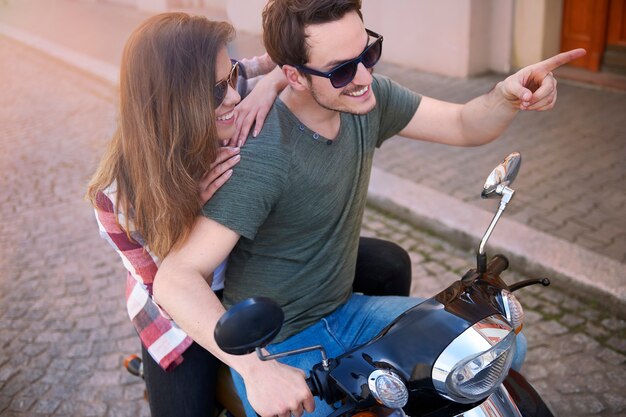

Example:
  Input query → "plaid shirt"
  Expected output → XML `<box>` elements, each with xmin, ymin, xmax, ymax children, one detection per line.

<box><xmin>95</xmin><ymin>183</ymin><xmax>228</xmax><ymax>370</ymax></box>
<box><xmin>93</xmin><ymin>55</ymin><xmax>274</xmax><ymax>371</ymax></box>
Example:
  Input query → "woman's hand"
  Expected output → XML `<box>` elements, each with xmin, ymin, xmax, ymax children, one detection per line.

<box><xmin>229</xmin><ymin>66</ymin><xmax>288</xmax><ymax>147</ymax></box>
<box><xmin>198</xmin><ymin>147</ymin><xmax>240</xmax><ymax>206</ymax></box>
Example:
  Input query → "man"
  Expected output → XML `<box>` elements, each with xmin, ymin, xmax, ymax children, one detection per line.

<box><xmin>153</xmin><ymin>1</ymin><xmax>585</xmax><ymax>416</ymax></box>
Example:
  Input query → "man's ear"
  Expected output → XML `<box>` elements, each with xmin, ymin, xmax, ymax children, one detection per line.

<box><xmin>281</xmin><ymin>64</ymin><xmax>309</xmax><ymax>91</ymax></box>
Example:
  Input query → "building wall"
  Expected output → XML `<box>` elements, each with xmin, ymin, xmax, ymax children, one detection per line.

<box><xmin>367</xmin><ymin>0</ymin><xmax>514</xmax><ymax>77</ymax></box>
<box><xmin>482</xmin><ymin>0</ymin><xmax>515</xmax><ymax>74</ymax></box>
<box><xmin>224</xmin><ymin>0</ymin><xmax>515</xmax><ymax>78</ymax></box>
<box><xmin>100</xmin><ymin>0</ymin><xmax>563</xmax><ymax>77</ymax></box>
<box><xmin>226</xmin><ymin>0</ymin><xmax>264</xmax><ymax>33</ymax></box>
<box><xmin>106</xmin><ymin>0</ymin><xmax>228</xmax><ymax>13</ymax></box>
<box><xmin>363</xmin><ymin>0</ymin><xmax>474</xmax><ymax>77</ymax></box>
<box><xmin>513</xmin><ymin>0</ymin><xmax>564</xmax><ymax>69</ymax></box>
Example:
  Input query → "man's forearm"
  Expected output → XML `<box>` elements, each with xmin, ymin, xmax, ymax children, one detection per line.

<box><xmin>401</xmin><ymin>50</ymin><xmax>584</xmax><ymax>148</ymax></box>
<box><xmin>458</xmin><ymin>82</ymin><xmax>520</xmax><ymax>146</ymax></box>
<box><xmin>153</xmin><ymin>258</ymin><xmax>315</xmax><ymax>417</ymax></box>
<box><xmin>399</xmin><ymin>90</ymin><xmax>520</xmax><ymax>148</ymax></box>
<box><xmin>151</xmin><ymin>215</ymin><xmax>245</xmax><ymax>364</ymax></box>
<box><xmin>152</xmin><ymin>266</ymin><xmax>261</xmax><ymax>370</ymax></box>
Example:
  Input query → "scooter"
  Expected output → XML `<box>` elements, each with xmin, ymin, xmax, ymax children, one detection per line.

<box><xmin>214</xmin><ymin>152</ymin><xmax>555</xmax><ymax>417</ymax></box>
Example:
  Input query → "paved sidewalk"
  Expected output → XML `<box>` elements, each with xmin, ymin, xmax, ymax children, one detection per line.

<box><xmin>0</xmin><ymin>1</ymin><xmax>625</xmax><ymax>416</ymax></box>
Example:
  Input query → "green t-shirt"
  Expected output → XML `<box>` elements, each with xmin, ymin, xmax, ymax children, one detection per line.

<box><xmin>203</xmin><ymin>74</ymin><xmax>421</xmax><ymax>341</ymax></box>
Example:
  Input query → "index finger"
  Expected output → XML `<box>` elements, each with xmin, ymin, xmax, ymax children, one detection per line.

<box><xmin>538</xmin><ymin>48</ymin><xmax>586</xmax><ymax>73</ymax></box>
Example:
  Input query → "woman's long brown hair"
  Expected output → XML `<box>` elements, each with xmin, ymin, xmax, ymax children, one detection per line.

<box><xmin>88</xmin><ymin>13</ymin><xmax>234</xmax><ymax>258</ymax></box>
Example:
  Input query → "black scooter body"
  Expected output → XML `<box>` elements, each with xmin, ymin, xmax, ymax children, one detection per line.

<box><xmin>308</xmin><ymin>262</ymin><xmax>553</xmax><ymax>416</ymax></box>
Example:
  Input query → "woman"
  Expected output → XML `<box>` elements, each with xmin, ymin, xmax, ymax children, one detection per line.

<box><xmin>88</xmin><ymin>12</ymin><xmax>411</xmax><ymax>417</ymax></box>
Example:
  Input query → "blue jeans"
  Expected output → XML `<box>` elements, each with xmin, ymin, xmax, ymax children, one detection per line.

<box><xmin>231</xmin><ymin>294</ymin><xmax>527</xmax><ymax>417</ymax></box>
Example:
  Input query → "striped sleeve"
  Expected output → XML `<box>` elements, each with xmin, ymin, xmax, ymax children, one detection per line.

<box><xmin>93</xmin><ymin>189</ymin><xmax>193</xmax><ymax>371</ymax></box>
<box><xmin>94</xmin><ymin>190</ymin><xmax>158</xmax><ymax>289</ymax></box>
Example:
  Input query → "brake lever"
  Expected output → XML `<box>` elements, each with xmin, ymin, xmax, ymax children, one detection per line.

<box><xmin>509</xmin><ymin>278</ymin><xmax>550</xmax><ymax>292</ymax></box>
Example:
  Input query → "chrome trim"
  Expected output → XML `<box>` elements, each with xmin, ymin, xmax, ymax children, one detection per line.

<box><xmin>500</xmin><ymin>290</ymin><xmax>524</xmax><ymax>329</ymax></box>
<box><xmin>385</xmin><ymin>408</ymin><xmax>407</xmax><ymax>417</ymax></box>
<box><xmin>499</xmin><ymin>292</ymin><xmax>512</xmax><ymax>323</ymax></box>
<box><xmin>478</xmin><ymin>185</ymin><xmax>514</xmax><ymax>256</ymax></box>
<box><xmin>432</xmin><ymin>315</ymin><xmax>513</xmax><ymax>401</ymax></box>
<box><xmin>454</xmin><ymin>384</ymin><xmax>523</xmax><ymax>417</ymax></box>
<box><xmin>367</xmin><ymin>369</ymin><xmax>408</xmax><ymax>408</ymax></box>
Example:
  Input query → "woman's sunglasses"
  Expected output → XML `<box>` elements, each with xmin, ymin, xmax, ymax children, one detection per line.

<box><xmin>296</xmin><ymin>29</ymin><xmax>383</xmax><ymax>89</ymax></box>
<box><xmin>213</xmin><ymin>60</ymin><xmax>239</xmax><ymax>107</ymax></box>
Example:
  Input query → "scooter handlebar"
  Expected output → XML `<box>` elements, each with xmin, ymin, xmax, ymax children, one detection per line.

<box><xmin>255</xmin><ymin>379</ymin><xmax>318</xmax><ymax>417</ymax></box>
<box><xmin>306</xmin><ymin>376</ymin><xmax>318</xmax><ymax>397</ymax></box>
<box><xmin>486</xmin><ymin>254</ymin><xmax>509</xmax><ymax>276</ymax></box>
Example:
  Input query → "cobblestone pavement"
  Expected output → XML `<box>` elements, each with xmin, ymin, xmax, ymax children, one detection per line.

<box><xmin>0</xmin><ymin>37</ymin><xmax>625</xmax><ymax>417</ymax></box>
<box><xmin>0</xmin><ymin>38</ymin><xmax>146</xmax><ymax>417</ymax></box>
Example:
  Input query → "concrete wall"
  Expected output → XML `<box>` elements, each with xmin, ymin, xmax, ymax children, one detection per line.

<box><xmin>364</xmin><ymin>0</ymin><xmax>514</xmax><ymax>77</ymax></box>
<box><xmin>363</xmin><ymin>0</ymin><xmax>471</xmax><ymax>77</ymax></box>
<box><xmin>227</xmin><ymin>0</ymin><xmax>265</xmax><ymax>33</ymax></box>
<box><xmin>225</xmin><ymin>0</ymin><xmax>514</xmax><ymax>78</ymax></box>
<box><xmin>482</xmin><ymin>0</ymin><xmax>515</xmax><ymax>74</ymax></box>
<box><xmin>101</xmin><ymin>0</ymin><xmax>566</xmax><ymax>78</ymax></box>
<box><xmin>101</xmin><ymin>0</ymin><xmax>228</xmax><ymax>13</ymax></box>
<box><xmin>512</xmin><ymin>0</ymin><xmax>564</xmax><ymax>69</ymax></box>
<box><xmin>137</xmin><ymin>0</ymin><xmax>168</xmax><ymax>13</ymax></box>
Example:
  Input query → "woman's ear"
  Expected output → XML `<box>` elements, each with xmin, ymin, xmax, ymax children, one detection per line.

<box><xmin>281</xmin><ymin>65</ymin><xmax>309</xmax><ymax>91</ymax></box>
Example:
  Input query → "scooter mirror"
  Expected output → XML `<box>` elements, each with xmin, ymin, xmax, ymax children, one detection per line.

<box><xmin>481</xmin><ymin>152</ymin><xmax>522</xmax><ymax>199</ymax></box>
<box><xmin>214</xmin><ymin>297</ymin><xmax>284</xmax><ymax>355</ymax></box>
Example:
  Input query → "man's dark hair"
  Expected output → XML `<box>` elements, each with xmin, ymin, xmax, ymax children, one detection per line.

<box><xmin>262</xmin><ymin>0</ymin><xmax>363</xmax><ymax>67</ymax></box>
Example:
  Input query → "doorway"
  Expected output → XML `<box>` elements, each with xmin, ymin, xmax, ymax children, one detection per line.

<box><xmin>561</xmin><ymin>0</ymin><xmax>626</xmax><ymax>73</ymax></box>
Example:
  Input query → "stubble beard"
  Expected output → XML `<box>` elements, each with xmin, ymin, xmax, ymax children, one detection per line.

<box><xmin>310</xmin><ymin>86</ymin><xmax>376</xmax><ymax>115</ymax></box>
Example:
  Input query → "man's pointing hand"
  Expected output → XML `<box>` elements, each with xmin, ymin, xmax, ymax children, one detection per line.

<box><xmin>499</xmin><ymin>48</ymin><xmax>586</xmax><ymax>111</ymax></box>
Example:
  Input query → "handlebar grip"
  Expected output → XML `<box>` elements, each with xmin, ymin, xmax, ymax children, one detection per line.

<box><xmin>306</xmin><ymin>376</ymin><xmax>318</xmax><ymax>397</ymax></box>
<box><xmin>486</xmin><ymin>254</ymin><xmax>509</xmax><ymax>276</ymax></box>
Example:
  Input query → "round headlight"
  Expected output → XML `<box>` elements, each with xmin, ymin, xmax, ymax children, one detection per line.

<box><xmin>501</xmin><ymin>290</ymin><xmax>524</xmax><ymax>332</ymax></box>
<box><xmin>432</xmin><ymin>315</ymin><xmax>516</xmax><ymax>404</ymax></box>
<box><xmin>368</xmin><ymin>369</ymin><xmax>409</xmax><ymax>409</ymax></box>
<box><xmin>447</xmin><ymin>330</ymin><xmax>516</xmax><ymax>401</ymax></box>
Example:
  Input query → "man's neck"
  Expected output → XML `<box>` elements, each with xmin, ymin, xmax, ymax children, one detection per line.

<box><xmin>279</xmin><ymin>88</ymin><xmax>341</xmax><ymax>140</ymax></box>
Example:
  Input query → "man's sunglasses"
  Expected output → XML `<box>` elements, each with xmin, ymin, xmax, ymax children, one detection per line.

<box><xmin>213</xmin><ymin>60</ymin><xmax>239</xmax><ymax>107</ymax></box>
<box><xmin>296</xmin><ymin>29</ymin><xmax>383</xmax><ymax>88</ymax></box>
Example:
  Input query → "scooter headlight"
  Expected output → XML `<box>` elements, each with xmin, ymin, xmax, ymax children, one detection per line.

<box><xmin>500</xmin><ymin>289</ymin><xmax>524</xmax><ymax>332</ymax></box>
<box><xmin>447</xmin><ymin>330</ymin><xmax>515</xmax><ymax>401</ymax></box>
<box><xmin>368</xmin><ymin>369</ymin><xmax>409</xmax><ymax>409</ymax></box>
<box><xmin>432</xmin><ymin>315</ymin><xmax>516</xmax><ymax>404</ymax></box>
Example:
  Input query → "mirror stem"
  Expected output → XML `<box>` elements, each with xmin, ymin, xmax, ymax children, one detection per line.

<box><xmin>477</xmin><ymin>252</ymin><xmax>487</xmax><ymax>274</ymax></box>
<box><xmin>477</xmin><ymin>186</ymin><xmax>514</xmax><ymax>273</ymax></box>
<box><xmin>256</xmin><ymin>346</ymin><xmax>331</xmax><ymax>370</ymax></box>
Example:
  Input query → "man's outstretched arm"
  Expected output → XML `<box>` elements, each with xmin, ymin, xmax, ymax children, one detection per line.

<box><xmin>153</xmin><ymin>216</ymin><xmax>315</xmax><ymax>417</ymax></box>
<box><xmin>399</xmin><ymin>48</ymin><xmax>586</xmax><ymax>147</ymax></box>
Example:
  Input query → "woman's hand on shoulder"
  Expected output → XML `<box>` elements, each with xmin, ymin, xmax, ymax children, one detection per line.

<box><xmin>198</xmin><ymin>147</ymin><xmax>240</xmax><ymax>206</ymax></box>
<box><xmin>230</xmin><ymin>66</ymin><xmax>287</xmax><ymax>147</ymax></box>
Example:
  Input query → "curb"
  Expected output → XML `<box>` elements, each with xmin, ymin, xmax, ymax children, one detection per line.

<box><xmin>0</xmin><ymin>24</ymin><xmax>119</xmax><ymax>85</ymax></box>
<box><xmin>368</xmin><ymin>167</ymin><xmax>626</xmax><ymax>317</ymax></box>
<box><xmin>5</xmin><ymin>22</ymin><xmax>624</xmax><ymax>317</ymax></box>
